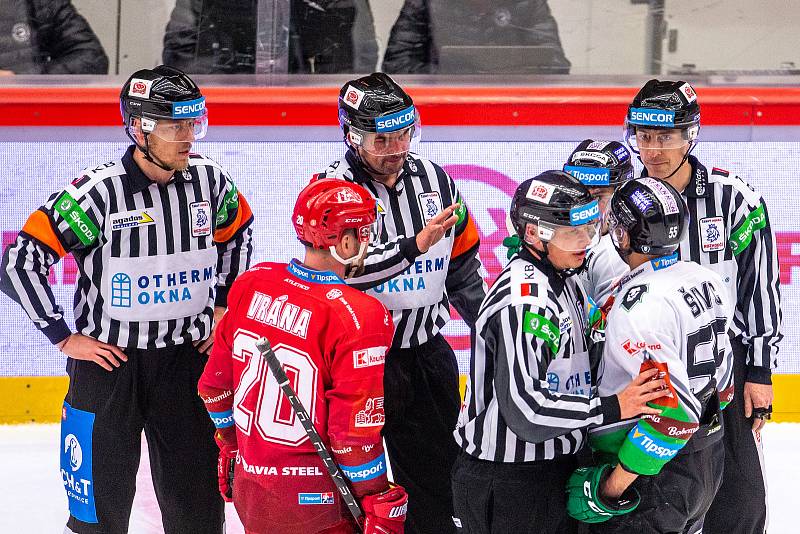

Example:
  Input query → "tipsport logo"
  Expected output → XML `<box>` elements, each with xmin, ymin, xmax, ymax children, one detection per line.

<box><xmin>564</xmin><ymin>166</ymin><xmax>611</xmax><ymax>186</ymax></box>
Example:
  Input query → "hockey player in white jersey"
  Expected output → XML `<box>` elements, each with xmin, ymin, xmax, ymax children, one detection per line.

<box><xmin>454</xmin><ymin>171</ymin><xmax>668</xmax><ymax>534</ymax></box>
<box><xmin>563</xmin><ymin>139</ymin><xmax>634</xmax><ymax>306</ymax></box>
<box><xmin>566</xmin><ymin>177</ymin><xmax>735</xmax><ymax>533</ymax></box>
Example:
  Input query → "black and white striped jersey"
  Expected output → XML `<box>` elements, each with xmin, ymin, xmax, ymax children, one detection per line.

<box><xmin>643</xmin><ymin>156</ymin><xmax>782</xmax><ymax>382</ymax></box>
<box><xmin>317</xmin><ymin>151</ymin><xmax>486</xmax><ymax>348</ymax></box>
<box><xmin>0</xmin><ymin>145</ymin><xmax>253</xmax><ymax>349</ymax></box>
<box><xmin>454</xmin><ymin>247</ymin><xmax>620</xmax><ymax>462</ymax></box>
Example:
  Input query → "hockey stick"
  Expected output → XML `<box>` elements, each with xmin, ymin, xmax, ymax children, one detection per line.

<box><xmin>255</xmin><ymin>337</ymin><xmax>364</xmax><ymax>528</ymax></box>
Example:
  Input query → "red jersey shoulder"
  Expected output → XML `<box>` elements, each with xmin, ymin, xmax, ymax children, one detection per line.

<box><xmin>323</xmin><ymin>284</ymin><xmax>392</xmax><ymax>336</ymax></box>
<box><xmin>229</xmin><ymin>262</ymin><xmax>320</xmax><ymax>341</ymax></box>
<box><xmin>229</xmin><ymin>262</ymin><xmax>287</xmax><ymax>299</ymax></box>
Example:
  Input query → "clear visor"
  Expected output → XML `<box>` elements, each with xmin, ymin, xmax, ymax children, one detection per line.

<box><xmin>348</xmin><ymin>115</ymin><xmax>421</xmax><ymax>157</ymax></box>
<box><xmin>139</xmin><ymin>112</ymin><xmax>208</xmax><ymax>142</ymax></box>
<box><xmin>625</xmin><ymin>125</ymin><xmax>698</xmax><ymax>153</ymax></box>
<box><xmin>607</xmin><ymin>210</ymin><xmax>628</xmax><ymax>250</ymax></box>
<box><xmin>531</xmin><ymin>219</ymin><xmax>601</xmax><ymax>253</ymax></box>
<box><xmin>588</xmin><ymin>187</ymin><xmax>615</xmax><ymax>234</ymax></box>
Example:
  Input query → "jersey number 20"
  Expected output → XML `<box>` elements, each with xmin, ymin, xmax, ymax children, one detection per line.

<box><xmin>231</xmin><ymin>328</ymin><xmax>319</xmax><ymax>446</ymax></box>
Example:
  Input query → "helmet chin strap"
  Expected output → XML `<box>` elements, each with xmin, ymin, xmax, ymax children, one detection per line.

<box><xmin>330</xmin><ymin>242</ymin><xmax>368</xmax><ymax>267</ymax></box>
<box><xmin>613</xmin><ymin>242</ymin><xmax>633</xmax><ymax>265</ymax></box>
<box><xmin>526</xmin><ymin>239</ymin><xmax>585</xmax><ymax>278</ymax></box>
<box><xmin>142</xmin><ymin>134</ymin><xmax>176</xmax><ymax>172</ymax></box>
<box><xmin>125</xmin><ymin>124</ymin><xmax>175</xmax><ymax>173</ymax></box>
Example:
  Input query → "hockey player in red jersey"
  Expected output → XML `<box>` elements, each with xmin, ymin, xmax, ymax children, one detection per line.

<box><xmin>198</xmin><ymin>178</ymin><xmax>407</xmax><ymax>534</ymax></box>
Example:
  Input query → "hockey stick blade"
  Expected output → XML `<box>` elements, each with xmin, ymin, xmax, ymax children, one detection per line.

<box><xmin>255</xmin><ymin>337</ymin><xmax>364</xmax><ymax>528</ymax></box>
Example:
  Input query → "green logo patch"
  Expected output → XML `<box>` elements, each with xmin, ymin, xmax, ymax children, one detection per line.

<box><xmin>729</xmin><ymin>204</ymin><xmax>766</xmax><ymax>256</ymax></box>
<box><xmin>522</xmin><ymin>311</ymin><xmax>560</xmax><ymax>355</ymax></box>
<box><xmin>216</xmin><ymin>183</ymin><xmax>240</xmax><ymax>225</ymax></box>
<box><xmin>454</xmin><ymin>201</ymin><xmax>467</xmax><ymax>226</ymax></box>
<box><xmin>55</xmin><ymin>192</ymin><xmax>98</xmax><ymax>246</ymax></box>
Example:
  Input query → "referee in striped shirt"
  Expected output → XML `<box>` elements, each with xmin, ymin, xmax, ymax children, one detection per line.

<box><xmin>318</xmin><ymin>73</ymin><xmax>486</xmax><ymax>534</ymax></box>
<box><xmin>452</xmin><ymin>171</ymin><xmax>664</xmax><ymax>533</ymax></box>
<box><xmin>623</xmin><ymin>79</ymin><xmax>781</xmax><ymax>534</ymax></box>
<box><xmin>0</xmin><ymin>66</ymin><xmax>252</xmax><ymax>534</ymax></box>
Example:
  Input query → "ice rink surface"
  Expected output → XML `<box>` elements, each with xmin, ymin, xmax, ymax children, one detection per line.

<box><xmin>2</xmin><ymin>423</ymin><xmax>797</xmax><ymax>532</ymax></box>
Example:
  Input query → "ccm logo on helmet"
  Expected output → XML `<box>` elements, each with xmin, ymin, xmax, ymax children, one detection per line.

<box><xmin>375</xmin><ymin>106</ymin><xmax>415</xmax><ymax>132</ymax></box>
<box><xmin>629</xmin><ymin>107</ymin><xmax>675</xmax><ymax>127</ymax></box>
<box><xmin>172</xmin><ymin>97</ymin><xmax>206</xmax><ymax>118</ymax></box>
<box><xmin>569</xmin><ymin>200</ymin><xmax>600</xmax><ymax>225</ymax></box>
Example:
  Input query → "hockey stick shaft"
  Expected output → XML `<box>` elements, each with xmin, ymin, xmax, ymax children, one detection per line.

<box><xmin>255</xmin><ymin>337</ymin><xmax>364</xmax><ymax>527</ymax></box>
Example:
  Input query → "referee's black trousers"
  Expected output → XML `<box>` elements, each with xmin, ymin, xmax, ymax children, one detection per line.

<box><xmin>451</xmin><ymin>451</ymin><xmax>579</xmax><ymax>533</ymax></box>
<box><xmin>704</xmin><ymin>336</ymin><xmax>768</xmax><ymax>534</ymax></box>
<box><xmin>64</xmin><ymin>342</ymin><xmax>224</xmax><ymax>534</ymax></box>
<box><xmin>382</xmin><ymin>333</ymin><xmax>461</xmax><ymax>534</ymax></box>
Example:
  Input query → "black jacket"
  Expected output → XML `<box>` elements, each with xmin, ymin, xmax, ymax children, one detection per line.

<box><xmin>382</xmin><ymin>0</ymin><xmax>570</xmax><ymax>74</ymax></box>
<box><xmin>0</xmin><ymin>0</ymin><xmax>108</xmax><ymax>74</ymax></box>
<box><xmin>162</xmin><ymin>0</ymin><xmax>378</xmax><ymax>74</ymax></box>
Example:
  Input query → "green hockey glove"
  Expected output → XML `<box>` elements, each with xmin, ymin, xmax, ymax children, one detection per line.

<box><xmin>566</xmin><ymin>464</ymin><xmax>640</xmax><ymax>524</ymax></box>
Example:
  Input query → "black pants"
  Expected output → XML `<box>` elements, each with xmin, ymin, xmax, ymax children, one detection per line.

<box><xmin>451</xmin><ymin>451</ymin><xmax>579</xmax><ymax>534</ymax></box>
<box><xmin>63</xmin><ymin>343</ymin><xmax>224</xmax><ymax>534</ymax></box>
<box><xmin>591</xmin><ymin>441</ymin><xmax>724</xmax><ymax>534</ymax></box>
<box><xmin>704</xmin><ymin>337</ymin><xmax>768</xmax><ymax>534</ymax></box>
<box><xmin>383</xmin><ymin>333</ymin><xmax>461</xmax><ymax>534</ymax></box>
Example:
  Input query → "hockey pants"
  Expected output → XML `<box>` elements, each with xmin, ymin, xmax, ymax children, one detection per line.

<box><xmin>451</xmin><ymin>451</ymin><xmax>580</xmax><ymax>534</ymax></box>
<box><xmin>704</xmin><ymin>335</ymin><xmax>769</xmax><ymax>534</ymax></box>
<box><xmin>590</xmin><ymin>438</ymin><xmax>724</xmax><ymax>534</ymax></box>
<box><xmin>382</xmin><ymin>333</ymin><xmax>461</xmax><ymax>534</ymax></box>
<box><xmin>62</xmin><ymin>343</ymin><xmax>224</xmax><ymax>534</ymax></box>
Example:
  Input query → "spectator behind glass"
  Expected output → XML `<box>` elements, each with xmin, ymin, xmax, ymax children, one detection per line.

<box><xmin>163</xmin><ymin>0</ymin><xmax>378</xmax><ymax>74</ymax></box>
<box><xmin>382</xmin><ymin>0</ymin><xmax>570</xmax><ymax>74</ymax></box>
<box><xmin>0</xmin><ymin>0</ymin><xmax>108</xmax><ymax>75</ymax></box>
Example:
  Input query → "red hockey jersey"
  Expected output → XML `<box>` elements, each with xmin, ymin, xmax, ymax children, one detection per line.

<box><xmin>200</xmin><ymin>260</ymin><xmax>394</xmax><ymax>533</ymax></box>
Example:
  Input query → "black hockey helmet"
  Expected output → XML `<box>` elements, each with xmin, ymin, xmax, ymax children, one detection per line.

<box><xmin>509</xmin><ymin>170</ymin><xmax>601</xmax><ymax>256</ymax></box>
<box><xmin>563</xmin><ymin>139</ymin><xmax>634</xmax><ymax>188</ymax></box>
<box><xmin>625</xmin><ymin>79</ymin><xmax>701</xmax><ymax>154</ymax></box>
<box><xmin>608</xmin><ymin>177</ymin><xmax>688</xmax><ymax>257</ymax></box>
<box><xmin>120</xmin><ymin>65</ymin><xmax>206</xmax><ymax>127</ymax></box>
<box><xmin>338</xmin><ymin>72</ymin><xmax>416</xmax><ymax>134</ymax></box>
<box><xmin>120</xmin><ymin>65</ymin><xmax>208</xmax><ymax>169</ymax></box>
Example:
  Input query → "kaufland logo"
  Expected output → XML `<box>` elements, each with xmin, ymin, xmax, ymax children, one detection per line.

<box><xmin>172</xmin><ymin>97</ymin><xmax>206</xmax><ymax>118</ymax></box>
<box><xmin>563</xmin><ymin>166</ymin><xmax>611</xmax><ymax>186</ymax></box>
<box><xmin>375</xmin><ymin>106</ymin><xmax>415</xmax><ymax>132</ymax></box>
<box><xmin>629</xmin><ymin>107</ymin><xmax>675</xmax><ymax>127</ymax></box>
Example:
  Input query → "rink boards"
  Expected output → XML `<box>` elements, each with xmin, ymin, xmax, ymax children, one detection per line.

<box><xmin>0</xmin><ymin>83</ymin><xmax>798</xmax><ymax>422</ymax></box>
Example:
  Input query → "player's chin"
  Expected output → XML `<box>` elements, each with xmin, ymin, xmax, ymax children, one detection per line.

<box><xmin>381</xmin><ymin>154</ymin><xmax>405</xmax><ymax>169</ymax></box>
<box><xmin>172</xmin><ymin>151</ymin><xmax>191</xmax><ymax>169</ymax></box>
<box><xmin>568</xmin><ymin>250</ymin><xmax>587</xmax><ymax>265</ymax></box>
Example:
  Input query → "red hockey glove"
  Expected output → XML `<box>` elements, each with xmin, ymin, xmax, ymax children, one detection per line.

<box><xmin>213</xmin><ymin>427</ymin><xmax>237</xmax><ymax>503</ymax></box>
<box><xmin>361</xmin><ymin>485</ymin><xmax>408</xmax><ymax>534</ymax></box>
<box><xmin>217</xmin><ymin>445</ymin><xmax>237</xmax><ymax>502</ymax></box>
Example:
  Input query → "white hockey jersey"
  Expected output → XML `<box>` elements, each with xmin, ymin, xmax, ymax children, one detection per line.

<box><xmin>589</xmin><ymin>253</ymin><xmax>735</xmax><ymax>475</ymax></box>
<box><xmin>580</xmin><ymin>233</ymin><xmax>629</xmax><ymax>306</ymax></box>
